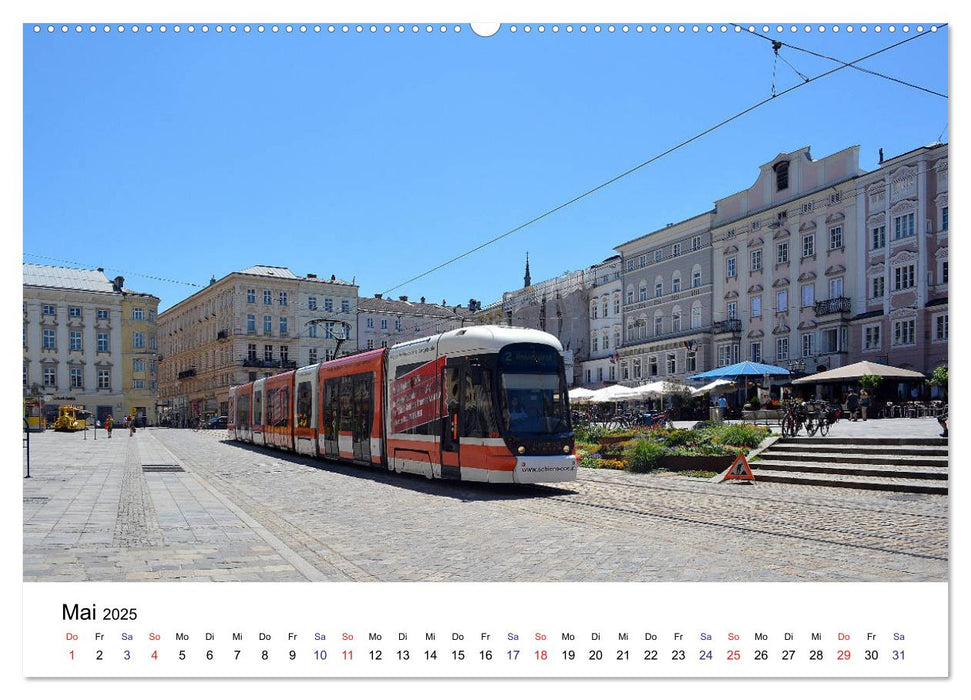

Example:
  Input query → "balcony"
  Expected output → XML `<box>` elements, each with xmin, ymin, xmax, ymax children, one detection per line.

<box><xmin>712</xmin><ymin>319</ymin><xmax>742</xmax><ymax>335</ymax></box>
<box><xmin>242</xmin><ymin>358</ymin><xmax>297</xmax><ymax>369</ymax></box>
<box><xmin>178</xmin><ymin>368</ymin><xmax>196</xmax><ymax>379</ymax></box>
<box><xmin>814</xmin><ymin>296</ymin><xmax>851</xmax><ymax>317</ymax></box>
<box><xmin>217</xmin><ymin>330</ymin><xmax>229</xmax><ymax>340</ymax></box>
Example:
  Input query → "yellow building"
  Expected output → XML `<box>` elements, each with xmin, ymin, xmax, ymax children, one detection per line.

<box><xmin>120</xmin><ymin>289</ymin><xmax>160</xmax><ymax>425</ymax></box>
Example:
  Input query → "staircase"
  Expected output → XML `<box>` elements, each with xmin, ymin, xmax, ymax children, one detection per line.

<box><xmin>752</xmin><ymin>436</ymin><xmax>948</xmax><ymax>495</ymax></box>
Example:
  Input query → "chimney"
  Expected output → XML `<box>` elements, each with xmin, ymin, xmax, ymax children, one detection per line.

<box><xmin>97</xmin><ymin>267</ymin><xmax>104</xmax><ymax>272</ymax></box>
<box><xmin>331</xmin><ymin>274</ymin><xmax>336</xmax><ymax>281</ymax></box>
<box><xmin>307</xmin><ymin>273</ymin><xmax>317</xmax><ymax>279</ymax></box>
<box><xmin>420</xmin><ymin>296</ymin><xmax>426</xmax><ymax>304</ymax></box>
<box><xmin>111</xmin><ymin>275</ymin><xmax>125</xmax><ymax>293</ymax></box>
<box><xmin>399</xmin><ymin>295</ymin><xmax>408</xmax><ymax>302</ymax></box>
<box><xmin>442</xmin><ymin>299</ymin><xmax>447</xmax><ymax>306</ymax></box>
<box><xmin>374</xmin><ymin>293</ymin><xmax>383</xmax><ymax>299</ymax></box>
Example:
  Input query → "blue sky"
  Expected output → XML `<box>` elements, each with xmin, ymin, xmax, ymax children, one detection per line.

<box><xmin>22</xmin><ymin>20</ymin><xmax>948</xmax><ymax>311</ymax></box>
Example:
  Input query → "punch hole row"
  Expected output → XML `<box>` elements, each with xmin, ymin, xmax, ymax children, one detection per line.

<box><xmin>32</xmin><ymin>24</ymin><xmax>938</xmax><ymax>35</ymax></box>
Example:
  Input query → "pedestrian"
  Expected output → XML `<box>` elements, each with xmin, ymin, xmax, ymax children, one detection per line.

<box><xmin>937</xmin><ymin>408</ymin><xmax>948</xmax><ymax>438</ymax></box>
<box><xmin>860</xmin><ymin>389</ymin><xmax>871</xmax><ymax>421</ymax></box>
<box><xmin>717</xmin><ymin>394</ymin><xmax>728</xmax><ymax>422</ymax></box>
<box><xmin>129</xmin><ymin>418</ymin><xmax>136</xmax><ymax>436</ymax></box>
<box><xmin>105</xmin><ymin>415</ymin><xmax>113</xmax><ymax>438</ymax></box>
<box><xmin>846</xmin><ymin>389</ymin><xmax>860</xmax><ymax>421</ymax></box>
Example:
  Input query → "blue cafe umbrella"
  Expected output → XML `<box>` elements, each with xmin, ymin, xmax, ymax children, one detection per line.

<box><xmin>689</xmin><ymin>361</ymin><xmax>790</xmax><ymax>382</ymax></box>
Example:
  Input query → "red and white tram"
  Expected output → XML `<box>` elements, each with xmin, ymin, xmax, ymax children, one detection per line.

<box><xmin>228</xmin><ymin>326</ymin><xmax>576</xmax><ymax>484</ymax></box>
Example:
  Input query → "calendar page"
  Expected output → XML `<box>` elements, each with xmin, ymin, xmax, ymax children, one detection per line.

<box><xmin>15</xmin><ymin>0</ymin><xmax>958</xmax><ymax>696</ymax></box>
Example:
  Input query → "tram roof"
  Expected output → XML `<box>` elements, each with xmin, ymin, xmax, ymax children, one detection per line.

<box><xmin>391</xmin><ymin>325</ymin><xmax>563</xmax><ymax>358</ymax></box>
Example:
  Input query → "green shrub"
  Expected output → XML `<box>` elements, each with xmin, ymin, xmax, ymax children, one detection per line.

<box><xmin>623</xmin><ymin>439</ymin><xmax>667</xmax><ymax>473</ymax></box>
<box><xmin>655</xmin><ymin>428</ymin><xmax>694</xmax><ymax>447</ymax></box>
<box><xmin>709</xmin><ymin>424</ymin><xmax>769</xmax><ymax>448</ymax></box>
<box><xmin>574</xmin><ymin>423</ymin><xmax>607</xmax><ymax>444</ymax></box>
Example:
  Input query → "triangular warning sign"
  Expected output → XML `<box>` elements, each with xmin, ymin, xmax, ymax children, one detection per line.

<box><xmin>719</xmin><ymin>453</ymin><xmax>754</xmax><ymax>482</ymax></box>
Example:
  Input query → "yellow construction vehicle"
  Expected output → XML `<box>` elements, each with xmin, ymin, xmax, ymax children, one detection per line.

<box><xmin>52</xmin><ymin>406</ymin><xmax>89</xmax><ymax>432</ymax></box>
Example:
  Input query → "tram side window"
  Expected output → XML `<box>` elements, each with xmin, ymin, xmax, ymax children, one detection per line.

<box><xmin>268</xmin><ymin>387</ymin><xmax>289</xmax><ymax>428</ymax></box>
<box><xmin>339</xmin><ymin>376</ymin><xmax>354</xmax><ymax>429</ymax></box>
<box><xmin>254</xmin><ymin>391</ymin><xmax>264</xmax><ymax>426</ymax></box>
<box><xmin>323</xmin><ymin>380</ymin><xmax>338</xmax><ymax>440</ymax></box>
<box><xmin>296</xmin><ymin>381</ymin><xmax>312</xmax><ymax>428</ymax></box>
<box><xmin>353</xmin><ymin>376</ymin><xmax>372</xmax><ymax>436</ymax></box>
<box><xmin>236</xmin><ymin>396</ymin><xmax>250</xmax><ymax>430</ymax></box>
<box><xmin>462</xmin><ymin>366</ymin><xmax>498</xmax><ymax>438</ymax></box>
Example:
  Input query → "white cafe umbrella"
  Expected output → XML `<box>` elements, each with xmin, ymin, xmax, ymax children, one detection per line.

<box><xmin>568</xmin><ymin>387</ymin><xmax>597</xmax><ymax>403</ymax></box>
<box><xmin>791</xmin><ymin>360</ymin><xmax>925</xmax><ymax>384</ymax></box>
<box><xmin>690</xmin><ymin>379</ymin><xmax>735</xmax><ymax>396</ymax></box>
<box><xmin>589</xmin><ymin>384</ymin><xmax>640</xmax><ymax>402</ymax></box>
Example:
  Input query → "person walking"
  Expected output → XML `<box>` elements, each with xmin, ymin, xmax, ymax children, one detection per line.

<box><xmin>860</xmin><ymin>389</ymin><xmax>871</xmax><ymax>421</ymax></box>
<box><xmin>105</xmin><ymin>415</ymin><xmax>113</xmax><ymax>438</ymax></box>
<box><xmin>129</xmin><ymin>416</ymin><xmax>137</xmax><ymax>436</ymax></box>
<box><xmin>846</xmin><ymin>389</ymin><xmax>860</xmax><ymax>422</ymax></box>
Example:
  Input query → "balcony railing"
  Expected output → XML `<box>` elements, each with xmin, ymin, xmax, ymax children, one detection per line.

<box><xmin>242</xmin><ymin>358</ymin><xmax>297</xmax><ymax>369</ymax></box>
<box><xmin>712</xmin><ymin>319</ymin><xmax>742</xmax><ymax>334</ymax></box>
<box><xmin>814</xmin><ymin>296</ymin><xmax>852</xmax><ymax>316</ymax></box>
<box><xmin>178</xmin><ymin>368</ymin><xmax>196</xmax><ymax>379</ymax></box>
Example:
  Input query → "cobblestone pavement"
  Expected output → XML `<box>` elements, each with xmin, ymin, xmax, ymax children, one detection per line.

<box><xmin>22</xmin><ymin>427</ymin><xmax>948</xmax><ymax>582</ymax></box>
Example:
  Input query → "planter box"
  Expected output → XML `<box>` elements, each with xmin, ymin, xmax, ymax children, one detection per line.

<box><xmin>656</xmin><ymin>455</ymin><xmax>735</xmax><ymax>472</ymax></box>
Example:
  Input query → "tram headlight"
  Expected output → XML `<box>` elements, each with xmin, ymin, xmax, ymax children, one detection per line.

<box><xmin>517</xmin><ymin>445</ymin><xmax>526</xmax><ymax>455</ymax></box>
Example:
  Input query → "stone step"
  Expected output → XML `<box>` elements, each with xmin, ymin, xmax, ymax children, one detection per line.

<box><xmin>758</xmin><ymin>451</ymin><xmax>948</xmax><ymax>467</ymax></box>
<box><xmin>779</xmin><ymin>437</ymin><xmax>947</xmax><ymax>446</ymax></box>
<box><xmin>753</xmin><ymin>459</ymin><xmax>948</xmax><ymax>480</ymax></box>
<box><xmin>749</xmin><ymin>469</ymin><xmax>949</xmax><ymax>495</ymax></box>
<box><xmin>767</xmin><ymin>443</ymin><xmax>949</xmax><ymax>457</ymax></box>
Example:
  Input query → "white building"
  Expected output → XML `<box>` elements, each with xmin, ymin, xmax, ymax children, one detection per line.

<box><xmin>580</xmin><ymin>256</ymin><xmax>623</xmax><ymax>386</ymax></box>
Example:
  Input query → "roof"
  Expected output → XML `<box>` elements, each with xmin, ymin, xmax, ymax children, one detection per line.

<box><xmin>358</xmin><ymin>296</ymin><xmax>476</xmax><ymax>318</ymax></box>
<box><xmin>23</xmin><ymin>264</ymin><xmax>118</xmax><ymax>294</ymax></box>
<box><xmin>237</xmin><ymin>265</ymin><xmax>299</xmax><ymax>279</ymax></box>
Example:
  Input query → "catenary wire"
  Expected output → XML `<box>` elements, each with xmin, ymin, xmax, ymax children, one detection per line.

<box><xmin>380</xmin><ymin>26</ymin><xmax>945</xmax><ymax>298</ymax></box>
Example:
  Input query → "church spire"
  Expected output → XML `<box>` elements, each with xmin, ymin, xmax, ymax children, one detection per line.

<box><xmin>524</xmin><ymin>252</ymin><xmax>531</xmax><ymax>288</ymax></box>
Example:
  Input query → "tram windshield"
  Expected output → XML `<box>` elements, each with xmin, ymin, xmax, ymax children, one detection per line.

<box><xmin>496</xmin><ymin>343</ymin><xmax>571</xmax><ymax>436</ymax></box>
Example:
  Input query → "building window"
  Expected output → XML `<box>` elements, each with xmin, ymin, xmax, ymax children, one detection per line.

<box><xmin>263</xmin><ymin>315</ymin><xmax>273</xmax><ymax>334</ymax></box>
<box><xmin>591</xmin><ymin>335</ymin><xmax>598</xmax><ymax>353</ymax></box>
<box><xmin>871</xmin><ymin>225</ymin><xmax>886</xmax><ymax>250</ymax></box>
<box><xmin>264</xmin><ymin>345</ymin><xmax>273</xmax><ymax>361</ymax></box>
<box><xmin>751</xmin><ymin>296</ymin><xmax>761</xmax><ymax>318</ymax></box>
<box><xmin>626</xmin><ymin>259</ymin><xmax>634</xmax><ymax>272</ymax></box>
<box><xmin>279</xmin><ymin>317</ymin><xmax>288</xmax><ymax>336</ymax></box>
<box><xmin>672</xmin><ymin>311</ymin><xmax>682</xmax><ymax>332</ymax></box>
<box><xmin>654</xmin><ymin>315</ymin><xmax>663</xmax><ymax>336</ymax></box>
<box><xmin>776</xmin><ymin>337</ymin><xmax>789</xmax><ymax>361</ymax></box>
<box><xmin>380</xmin><ymin>319</ymin><xmax>388</xmax><ymax>330</ymax></box>
<box><xmin>602</xmin><ymin>331</ymin><xmax>610</xmax><ymax>350</ymax></box>
<box><xmin>672</xmin><ymin>274</ymin><xmax>682</xmax><ymax>293</ymax></box>
<box><xmin>43</xmin><ymin>329</ymin><xmax>56</xmax><ymax>349</ymax></box>
<box><xmin>801</xmin><ymin>234</ymin><xmax>815</xmax><ymax>258</ymax></box>
<box><xmin>893</xmin><ymin>212</ymin><xmax>916</xmax><ymax>240</ymax></box>
<box><xmin>309</xmin><ymin>348</ymin><xmax>318</xmax><ymax>364</ymax></box>
<box><xmin>821</xmin><ymin>328</ymin><xmax>842</xmax><ymax>354</ymax></box>
<box><xmin>308</xmin><ymin>296</ymin><xmax>317</xmax><ymax>311</ymax></box>
<box><xmin>133</xmin><ymin>379</ymin><xmax>145</xmax><ymax>390</ymax></box>
<box><xmin>367</xmin><ymin>339</ymin><xmax>374</xmax><ymax>350</ymax></box>
<box><xmin>621</xmin><ymin>362</ymin><xmax>629</xmax><ymax>380</ymax></box>
<box><xmin>395</xmin><ymin>319</ymin><xmax>402</xmax><ymax>332</ymax></box>
<box><xmin>750</xmin><ymin>341</ymin><xmax>762</xmax><ymax>363</ymax></box>
<box><xmin>132</xmin><ymin>308</ymin><xmax>144</xmax><ymax>321</ymax></box>
<box><xmin>98</xmin><ymin>369</ymin><xmax>110</xmax><ymax>390</ymax></box>
<box><xmin>247</xmin><ymin>314</ymin><xmax>256</xmax><ymax>332</ymax></box>
<box><xmin>609</xmin><ymin>365</ymin><xmax>616</xmax><ymax>381</ymax></box>
<box><xmin>97</xmin><ymin>333</ymin><xmax>109</xmax><ymax>352</ymax></box>
<box><xmin>829</xmin><ymin>277</ymin><xmax>844</xmax><ymax>299</ymax></box>
<box><xmin>801</xmin><ymin>284</ymin><xmax>815</xmax><ymax>308</ymax></box>
<box><xmin>308</xmin><ymin>324</ymin><xmax>318</xmax><ymax>339</ymax></box>
<box><xmin>263</xmin><ymin>290</ymin><xmax>272</xmax><ymax>305</ymax></box>
<box><xmin>726</xmin><ymin>257</ymin><xmax>737</xmax><ymax>278</ymax></box>
<box><xmin>801</xmin><ymin>332</ymin><xmax>815</xmax><ymax>358</ymax></box>
<box><xmin>366</xmin><ymin>317</ymin><xmax>374</xmax><ymax>329</ymax></box>
<box><xmin>42</xmin><ymin>304</ymin><xmax>56</xmax><ymax>316</ymax></box>
<box><xmin>247</xmin><ymin>289</ymin><xmax>256</xmax><ymax>303</ymax></box>
<box><xmin>692</xmin><ymin>235</ymin><xmax>702</xmax><ymax>251</ymax></box>
<box><xmin>871</xmin><ymin>277</ymin><xmax>885</xmax><ymax>299</ymax></box>
<box><xmin>829</xmin><ymin>226</ymin><xmax>843</xmax><ymax>250</ymax></box>
<box><xmin>278</xmin><ymin>291</ymin><xmax>288</xmax><ymax>306</ymax></box>
<box><xmin>727</xmin><ymin>302</ymin><xmax>737</xmax><ymax>320</ymax></box>
<box><xmin>70</xmin><ymin>331</ymin><xmax>82</xmax><ymax>351</ymax></box>
<box><xmin>864</xmin><ymin>325</ymin><xmax>881</xmax><ymax>350</ymax></box>
<box><xmin>942</xmin><ymin>207</ymin><xmax>948</xmax><ymax>232</ymax></box>
<box><xmin>70</xmin><ymin>368</ymin><xmax>83</xmax><ymax>388</ymax></box>
<box><xmin>133</xmin><ymin>332</ymin><xmax>145</xmax><ymax>349</ymax></box>
<box><xmin>666</xmin><ymin>353</ymin><xmax>677</xmax><ymax>374</ymax></box>
<box><xmin>43</xmin><ymin>366</ymin><xmax>56</xmax><ymax>387</ymax></box>
<box><xmin>776</xmin><ymin>289</ymin><xmax>788</xmax><ymax>313</ymax></box>
<box><xmin>602</xmin><ymin>299</ymin><xmax>609</xmax><ymax>318</ymax></box>
<box><xmin>655</xmin><ymin>281</ymin><xmax>663</xmax><ymax>298</ymax></box>
<box><xmin>590</xmin><ymin>303</ymin><xmax>598</xmax><ymax>320</ymax></box>
<box><xmin>324</xmin><ymin>322</ymin><xmax>335</xmax><ymax>339</ymax></box>
<box><xmin>893</xmin><ymin>319</ymin><xmax>916</xmax><ymax>346</ymax></box>
<box><xmin>323</xmin><ymin>298</ymin><xmax>333</xmax><ymax>312</ymax></box>
<box><xmin>830</xmin><ymin>191</ymin><xmax>842</xmax><ymax>205</ymax></box>
<box><xmin>280</xmin><ymin>345</ymin><xmax>289</xmax><ymax>362</ymax></box>
<box><xmin>648</xmin><ymin>356</ymin><xmax>658</xmax><ymax>377</ymax></box>
<box><xmin>774</xmin><ymin>161</ymin><xmax>789</xmax><ymax>191</ymax></box>
<box><xmin>654</xmin><ymin>250</ymin><xmax>663</xmax><ymax>263</ymax></box>
<box><xmin>614</xmin><ymin>295</ymin><xmax>621</xmax><ymax>314</ymax></box>
<box><xmin>777</xmin><ymin>242</ymin><xmax>789</xmax><ymax>264</ymax></box>
<box><xmin>97</xmin><ymin>308</ymin><xmax>109</xmax><ymax>320</ymax></box>
<box><xmin>801</xmin><ymin>201</ymin><xmax>814</xmax><ymax>214</ymax></box>
<box><xmin>692</xmin><ymin>270</ymin><xmax>702</xmax><ymax>288</ymax></box>
<box><xmin>751</xmin><ymin>249</ymin><xmax>762</xmax><ymax>272</ymax></box>
<box><xmin>632</xmin><ymin>358</ymin><xmax>642</xmax><ymax>380</ymax></box>
<box><xmin>718</xmin><ymin>344</ymin><xmax>739</xmax><ymax>367</ymax></box>
<box><xmin>935</xmin><ymin>314</ymin><xmax>948</xmax><ymax>341</ymax></box>
<box><xmin>894</xmin><ymin>265</ymin><xmax>915</xmax><ymax>290</ymax></box>
<box><xmin>69</xmin><ymin>306</ymin><xmax>82</xmax><ymax>318</ymax></box>
<box><xmin>639</xmin><ymin>283</ymin><xmax>648</xmax><ymax>302</ymax></box>
<box><xmin>691</xmin><ymin>305</ymin><xmax>702</xmax><ymax>329</ymax></box>
<box><xmin>672</xmin><ymin>243</ymin><xmax>682</xmax><ymax>257</ymax></box>
<box><xmin>247</xmin><ymin>344</ymin><xmax>257</xmax><ymax>361</ymax></box>
<box><xmin>686</xmin><ymin>352</ymin><xmax>697</xmax><ymax>373</ymax></box>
